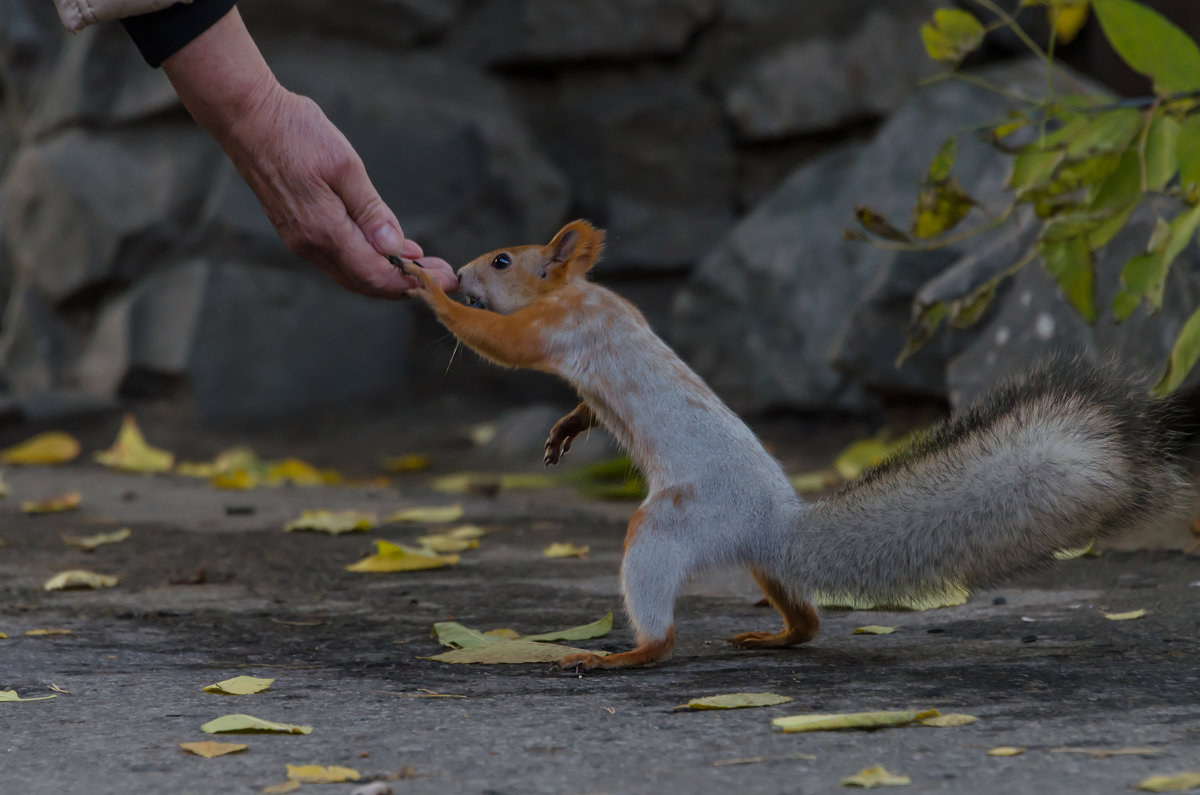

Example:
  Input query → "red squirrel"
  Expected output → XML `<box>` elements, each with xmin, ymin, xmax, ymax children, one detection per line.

<box><xmin>396</xmin><ymin>220</ymin><xmax>1190</xmax><ymax>670</ymax></box>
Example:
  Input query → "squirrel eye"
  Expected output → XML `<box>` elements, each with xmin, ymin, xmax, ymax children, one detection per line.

<box><xmin>491</xmin><ymin>253</ymin><xmax>512</xmax><ymax>270</ymax></box>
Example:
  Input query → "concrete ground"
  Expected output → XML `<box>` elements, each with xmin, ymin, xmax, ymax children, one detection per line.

<box><xmin>1</xmin><ymin>406</ymin><xmax>1199</xmax><ymax>795</ymax></box>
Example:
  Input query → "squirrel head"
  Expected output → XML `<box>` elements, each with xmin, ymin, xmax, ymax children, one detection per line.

<box><xmin>456</xmin><ymin>220</ymin><xmax>606</xmax><ymax>315</ymax></box>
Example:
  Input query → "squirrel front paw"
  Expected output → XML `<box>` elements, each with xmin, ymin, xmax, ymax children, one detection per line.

<box><xmin>544</xmin><ymin>413</ymin><xmax>588</xmax><ymax>466</ymax></box>
<box><xmin>388</xmin><ymin>255</ymin><xmax>437</xmax><ymax>301</ymax></box>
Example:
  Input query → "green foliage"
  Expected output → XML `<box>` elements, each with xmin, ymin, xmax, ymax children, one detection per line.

<box><xmin>850</xmin><ymin>0</ymin><xmax>1200</xmax><ymax>392</ymax></box>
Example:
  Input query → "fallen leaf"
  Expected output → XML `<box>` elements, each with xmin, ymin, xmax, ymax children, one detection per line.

<box><xmin>1104</xmin><ymin>609</ymin><xmax>1146</xmax><ymax>621</ymax></box>
<box><xmin>48</xmin><ymin>684</ymin><xmax>69</xmax><ymax>694</ymax></box>
<box><xmin>432</xmin><ymin>622</ymin><xmax>506</xmax><ymax>650</ymax></box>
<box><xmin>1138</xmin><ymin>771</ymin><xmax>1200</xmax><ymax>792</ymax></box>
<box><xmin>1051</xmin><ymin>746</ymin><xmax>1162</xmax><ymax>758</ymax></box>
<box><xmin>93</xmin><ymin>414</ymin><xmax>174</xmax><ymax>473</ymax></box>
<box><xmin>201</xmin><ymin>714</ymin><xmax>312</xmax><ymax>735</ymax></box>
<box><xmin>815</xmin><ymin>584</ymin><xmax>968</xmax><ymax>611</ymax></box>
<box><xmin>265</xmin><ymin>458</ymin><xmax>335</xmax><ymax>486</ymax></box>
<box><xmin>1053</xmin><ymin>542</ymin><xmax>1100</xmax><ymax>560</ymax></box>
<box><xmin>543</xmin><ymin>542</ymin><xmax>589</xmax><ymax>559</ymax></box>
<box><xmin>466</xmin><ymin>422</ymin><xmax>497</xmax><ymax>446</ymax></box>
<box><xmin>175</xmin><ymin>461</ymin><xmax>219</xmax><ymax>478</ymax></box>
<box><xmin>483</xmin><ymin>628</ymin><xmax>521</xmax><ymax>640</ymax></box>
<box><xmin>841</xmin><ymin>766</ymin><xmax>911</xmax><ymax>788</ymax></box>
<box><xmin>443</xmin><ymin>525</ymin><xmax>486</xmax><ymax>540</ymax></box>
<box><xmin>772</xmin><ymin>709</ymin><xmax>939</xmax><ymax>733</ymax></box>
<box><xmin>522</xmin><ymin>611</ymin><xmax>614</xmax><ymax>643</ymax></box>
<box><xmin>427</xmin><ymin>640</ymin><xmax>608</xmax><ymax>664</ymax></box>
<box><xmin>0</xmin><ymin>689</ymin><xmax>56</xmax><ymax>702</ymax></box>
<box><xmin>178</xmin><ymin>741</ymin><xmax>248</xmax><ymax>758</ymax></box>
<box><xmin>345</xmin><ymin>540</ymin><xmax>458</xmax><ymax>573</ymax></box>
<box><xmin>987</xmin><ymin>747</ymin><xmax>1026</xmax><ymax>757</ymax></box>
<box><xmin>790</xmin><ymin>470</ymin><xmax>840</xmax><ymax>493</ymax></box>
<box><xmin>711</xmin><ymin>757</ymin><xmax>765</xmax><ymax>767</ymax></box>
<box><xmin>284</xmin><ymin>510</ymin><xmax>376</xmax><ymax>535</ymax></box>
<box><xmin>0</xmin><ymin>431</ymin><xmax>81</xmax><ymax>465</ymax></box>
<box><xmin>262</xmin><ymin>782</ymin><xmax>301</xmax><ymax>794</ymax></box>
<box><xmin>0</xmin><ymin>474</ymin><xmax>8</xmax><ymax>496</ymax></box>
<box><xmin>62</xmin><ymin>527</ymin><xmax>131</xmax><ymax>551</ymax></box>
<box><xmin>685</xmin><ymin>693</ymin><xmax>794</xmax><ymax>710</ymax></box>
<box><xmin>918</xmin><ymin>713</ymin><xmax>977</xmax><ymax>727</ymax></box>
<box><xmin>852</xmin><ymin>626</ymin><xmax>897</xmax><ymax>635</ymax></box>
<box><xmin>387</xmin><ymin>505</ymin><xmax>464</xmax><ymax>524</ymax></box>
<box><xmin>286</xmin><ymin>764</ymin><xmax>360</xmax><ymax>783</ymax></box>
<box><xmin>24</xmin><ymin>628</ymin><xmax>71</xmax><ymax>636</ymax></box>
<box><xmin>21</xmin><ymin>491</ymin><xmax>82</xmax><ymax>515</ymax></box>
<box><xmin>43</xmin><ymin>570</ymin><xmax>119</xmax><ymax>591</ymax></box>
<box><xmin>834</xmin><ymin>436</ymin><xmax>910</xmax><ymax>480</ymax></box>
<box><xmin>382</xmin><ymin>454</ymin><xmax>432</xmax><ymax>473</ymax></box>
<box><xmin>415</xmin><ymin>534</ymin><xmax>479</xmax><ymax>553</ymax></box>
<box><xmin>211</xmin><ymin>469</ymin><xmax>258</xmax><ymax>490</ymax></box>
<box><xmin>0</xmin><ymin>632</ymin><xmax>6</xmax><ymax>639</ymax></box>
<box><xmin>204</xmin><ymin>676</ymin><xmax>275</xmax><ymax>695</ymax></box>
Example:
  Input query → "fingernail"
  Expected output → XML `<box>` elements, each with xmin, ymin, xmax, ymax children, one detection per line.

<box><xmin>372</xmin><ymin>225</ymin><xmax>404</xmax><ymax>255</ymax></box>
<box><xmin>401</xmin><ymin>239</ymin><xmax>423</xmax><ymax>259</ymax></box>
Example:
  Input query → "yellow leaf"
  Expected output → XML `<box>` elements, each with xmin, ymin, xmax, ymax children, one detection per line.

<box><xmin>522</xmin><ymin>611</ymin><xmax>614</xmax><ymax>643</ymax></box>
<box><xmin>387</xmin><ymin>505</ymin><xmax>464</xmax><ymax>524</ymax></box>
<box><xmin>43</xmin><ymin>570</ymin><xmax>119</xmax><ymax>591</ymax></box>
<box><xmin>1138</xmin><ymin>771</ymin><xmax>1200</xmax><ymax>792</ymax></box>
<box><xmin>427</xmin><ymin>639</ymin><xmax>608</xmax><ymax>664</ymax></box>
<box><xmin>841</xmin><ymin>765</ymin><xmax>911</xmax><ymax>788</ymax></box>
<box><xmin>772</xmin><ymin>709</ymin><xmax>939</xmax><ymax>733</ymax></box>
<box><xmin>918</xmin><ymin>713</ymin><xmax>978</xmax><ymax>727</ymax></box>
<box><xmin>382</xmin><ymin>454</ymin><xmax>432</xmax><ymax>473</ymax></box>
<box><xmin>345</xmin><ymin>540</ymin><xmax>458</xmax><ymax>573</ymax></box>
<box><xmin>62</xmin><ymin>527</ymin><xmax>131</xmax><ymax>551</ymax></box>
<box><xmin>987</xmin><ymin>747</ymin><xmax>1026</xmax><ymax>757</ymax></box>
<box><xmin>93</xmin><ymin>414</ymin><xmax>174</xmax><ymax>473</ymax></box>
<box><xmin>21</xmin><ymin>491</ymin><xmax>82</xmax><ymax>515</ymax></box>
<box><xmin>178</xmin><ymin>741</ymin><xmax>248</xmax><ymax>758</ymax></box>
<box><xmin>543</xmin><ymin>542</ymin><xmax>589</xmax><ymax>559</ymax></box>
<box><xmin>483</xmin><ymin>628</ymin><xmax>521</xmax><ymax>640</ymax></box>
<box><xmin>286</xmin><ymin>764</ymin><xmax>360</xmax><ymax>783</ymax></box>
<box><xmin>264</xmin><ymin>458</ymin><xmax>327</xmax><ymax>486</ymax></box>
<box><xmin>1054</xmin><ymin>541</ymin><xmax>1100</xmax><ymax>560</ymax></box>
<box><xmin>445</xmin><ymin>525</ymin><xmax>486</xmax><ymax>539</ymax></box>
<box><xmin>0</xmin><ymin>689</ymin><xmax>56</xmax><ymax>702</ymax></box>
<box><xmin>0</xmin><ymin>431</ymin><xmax>81</xmax><ymax>465</ymax></box>
<box><xmin>815</xmin><ymin>583</ymin><xmax>968</xmax><ymax>611</ymax></box>
<box><xmin>174</xmin><ymin>461</ymin><xmax>218</xmax><ymax>478</ymax></box>
<box><xmin>211</xmin><ymin>469</ymin><xmax>258</xmax><ymax>490</ymax></box>
<box><xmin>416</xmin><ymin>535</ymin><xmax>479</xmax><ymax>553</ymax></box>
<box><xmin>1052</xmin><ymin>4</ymin><xmax>1089</xmax><ymax>44</ymax></box>
<box><xmin>834</xmin><ymin>436</ymin><xmax>908</xmax><ymax>480</ymax></box>
<box><xmin>790</xmin><ymin>470</ymin><xmax>840</xmax><ymax>493</ymax></box>
<box><xmin>1051</xmin><ymin>746</ymin><xmax>1163</xmax><ymax>758</ymax></box>
<box><xmin>685</xmin><ymin>693</ymin><xmax>794</xmax><ymax>710</ymax></box>
<box><xmin>203</xmin><ymin>676</ymin><xmax>275</xmax><ymax>695</ymax></box>
<box><xmin>24</xmin><ymin>628</ymin><xmax>71</xmax><ymax>636</ymax></box>
<box><xmin>0</xmin><ymin>633</ymin><xmax>6</xmax><ymax>639</ymax></box>
<box><xmin>852</xmin><ymin>626</ymin><xmax>897</xmax><ymax>635</ymax></box>
<box><xmin>200</xmin><ymin>714</ymin><xmax>312</xmax><ymax>734</ymax></box>
<box><xmin>284</xmin><ymin>510</ymin><xmax>376</xmax><ymax>535</ymax></box>
<box><xmin>262</xmin><ymin>782</ymin><xmax>300</xmax><ymax>794</ymax></box>
<box><xmin>0</xmin><ymin>473</ymin><xmax>8</xmax><ymax>497</ymax></box>
<box><xmin>1104</xmin><ymin>609</ymin><xmax>1146</xmax><ymax>621</ymax></box>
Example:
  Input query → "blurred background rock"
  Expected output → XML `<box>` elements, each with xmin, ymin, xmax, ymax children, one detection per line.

<box><xmin>1</xmin><ymin>0</ymin><xmax>1198</xmax><ymax>426</ymax></box>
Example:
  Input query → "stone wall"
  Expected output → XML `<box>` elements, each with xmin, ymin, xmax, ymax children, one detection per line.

<box><xmin>0</xmin><ymin>0</ymin><xmax>1197</xmax><ymax>422</ymax></box>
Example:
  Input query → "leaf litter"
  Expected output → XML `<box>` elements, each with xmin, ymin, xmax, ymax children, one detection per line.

<box><xmin>204</xmin><ymin>676</ymin><xmax>274</xmax><ymax>695</ymax></box>
<box><xmin>178</xmin><ymin>741</ymin><xmax>248</xmax><ymax>758</ymax></box>
<box><xmin>43</xmin><ymin>570</ymin><xmax>119</xmax><ymax>590</ymax></box>
<box><xmin>683</xmin><ymin>693</ymin><xmax>793</xmax><ymax>710</ymax></box>
<box><xmin>201</xmin><ymin>714</ymin><xmax>312</xmax><ymax>735</ymax></box>
<box><xmin>841</xmin><ymin>766</ymin><xmax>911</xmax><ymax>788</ymax></box>
<box><xmin>427</xmin><ymin>612</ymin><xmax>613</xmax><ymax>664</ymax></box>
<box><xmin>62</xmin><ymin>527</ymin><xmax>131</xmax><ymax>551</ymax></box>
<box><xmin>0</xmin><ymin>431</ymin><xmax>80</xmax><ymax>465</ymax></box>
<box><xmin>284</xmin><ymin>510</ymin><xmax>376</xmax><ymax>535</ymax></box>
<box><xmin>93</xmin><ymin>414</ymin><xmax>174</xmax><ymax>473</ymax></box>
<box><xmin>21</xmin><ymin>491</ymin><xmax>82</xmax><ymax>515</ymax></box>
<box><xmin>345</xmin><ymin>540</ymin><xmax>458</xmax><ymax>572</ymax></box>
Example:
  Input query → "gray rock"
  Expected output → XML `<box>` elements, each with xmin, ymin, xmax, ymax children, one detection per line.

<box><xmin>721</xmin><ymin>0</ymin><xmax>941</xmax><ymax>140</ymax></box>
<box><xmin>673</xmin><ymin>58</ymin><xmax>1066</xmax><ymax>413</ymax></box>
<box><xmin>451</xmin><ymin>0</ymin><xmax>720</xmax><ymax>64</ymax></box>
<box><xmin>1</xmin><ymin>125</ymin><xmax>222</xmax><ymax>303</ymax></box>
<box><xmin>77</xmin><ymin>260</ymin><xmax>419</xmax><ymax>421</ymax></box>
<box><xmin>239</xmin><ymin>0</ymin><xmax>463</xmax><ymax>49</ymax></box>
<box><xmin>524</xmin><ymin>69</ymin><xmax>735</xmax><ymax>270</ymax></box>
<box><xmin>25</xmin><ymin>23</ymin><xmax>180</xmax><ymax>139</ymax></box>
<box><xmin>0</xmin><ymin>278</ymin><xmax>78</xmax><ymax>395</ymax></box>
<box><xmin>0</xmin><ymin>0</ymin><xmax>65</xmax><ymax>130</ymax></box>
<box><xmin>203</xmin><ymin>43</ymin><xmax>569</xmax><ymax>266</ymax></box>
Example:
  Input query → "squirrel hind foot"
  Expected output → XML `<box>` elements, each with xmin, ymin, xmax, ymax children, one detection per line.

<box><xmin>727</xmin><ymin>628</ymin><xmax>817</xmax><ymax>649</ymax></box>
<box><xmin>559</xmin><ymin>631</ymin><xmax>674</xmax><ymax>671</ymax></box>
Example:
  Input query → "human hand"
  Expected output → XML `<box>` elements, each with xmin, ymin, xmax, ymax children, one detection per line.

<box><xmin>162</xmin><ymin>8</ymin><xmax>457</xmax><ymax>299</ymax></box>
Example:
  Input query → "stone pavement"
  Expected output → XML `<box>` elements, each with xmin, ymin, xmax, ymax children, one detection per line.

<box><xmin>1</xmin><ymin>412</ymin><xmax>1199</xmax><ymax>795</ymax></box>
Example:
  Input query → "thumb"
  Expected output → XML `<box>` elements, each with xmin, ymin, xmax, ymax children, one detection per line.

<box><xmin>331</xmin><ymin>159</ymin><xmax>422</xmax><ymax>259</ymax></box>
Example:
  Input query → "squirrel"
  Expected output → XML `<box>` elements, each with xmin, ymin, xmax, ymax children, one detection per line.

<box><xmin>395</xmin><ymin>219</ymin><xmax>1194</xmax><ymax>671</ymax></box>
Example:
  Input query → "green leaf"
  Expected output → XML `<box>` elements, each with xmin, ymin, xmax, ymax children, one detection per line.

<box><xmin>685</xmin><ymin>692</ymin><xmax>794</xmax><ymax>710</ymax></box>
<box><xmin>1114</xmin><ymin>203</ymin><xmax>1200</xmax><ymax>320</ymax></box>
<box><xmin>1144</xmin><ymin>114</ymin><xmax>1181</xmax><ymax>190</ymax></box>
<box><xmin>200</xmin><ymin>714</ymin><xmax>313</xmax><ymax>735</ymax></box>
<box><xmin>432</xmin><ymin>622</ymin><xmax>507</xmax><ymax>649</ymax></box>
<box><xmin>911</xmin><ymin>178</ymin><xmax>976</xmax><ymax>239</ymax></box>
<box><xmin>203</xmin><ymin>676</ymin><xmax>275</xmax><ymax>695</ymax></box>
<box><xmin>1179</xmin><ymin>113</ymin><xmax>1200</xmax><ymax>190</ymax></box>
<box><xmin>1010</xmin><ymin>149</ymin><xmax>1066</xmax><ymax>194</ymax></box>
<box><xmin>1156</xmin><ymin>305</ymin><xmax>1200</xmax><ymax>395</ymax></box>
<box><xmin>1093</xmin><ymin>0</ymin><xmax>1200</xmax><ymax>96</ymax></box>
<box><xmin>1039</xmin><ymin>236</ymin><xmax>1096</xmax><ymax>322</ymax></box>
<box><xmin>1065</xmin><ymin>108</ymin><xmax>1143</xmax><ymax>159</ymax></box>
<box><xmin>0</xmin><ymin>689</ymin><xmax>56</xmax><ymax>702</ymax></box>
<box><xmin>426</xmin><ymin>639</ymin><xmax>607</xmax><ymax>664</ymax></box>
<box><xmin>920</xmin><ymin>8</ymin><xmax>985</xmax><ymax>64</ymax></box>
<box><xmin>522</xmin><ymin>611</ymin><xmax>614</xmax><ymax>643</ymax></box>
<box><xmin>854</xmin><ymin>206</ymin><xmax>911</xmax><ymax>242</ymax></box>
<box><xmin>896</xmin><ymin>301</ymin><xmax>949</xmax><ymax>365</ymax></box>
<box><xmin>950</xmin><ymin>280</ymin><xmax>1000</xmax><ymax>329</ymax></box>
<box><xmin>1047</xmin><ymin>153</ymin><xmax>1122</xmax><ymax>195</ymax></box>
<box><xmin>927</xmin><ymin>138</ymin><xmax>957</xmax><ymax>182</ymax></box>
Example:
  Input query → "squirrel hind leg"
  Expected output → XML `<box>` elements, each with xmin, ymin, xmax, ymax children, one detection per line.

<box><xmin>729</xmin><ymin>568</ymin><xmax>820</xmax><ymax>649</ymax></box>
<box><xmin>559</xmin><ymin>629</ymin><xmax>674</xmax><ymax>671</ymax></box>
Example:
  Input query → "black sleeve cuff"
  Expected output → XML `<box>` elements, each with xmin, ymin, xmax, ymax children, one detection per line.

<box><xmin>121</xmin><ymin>0</ymin><xmax>239</xmax><ymax>68</ymax></box>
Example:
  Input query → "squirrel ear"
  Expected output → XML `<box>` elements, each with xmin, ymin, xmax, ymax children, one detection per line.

<box><xmin>542</xmin><ymin>220</ymin><xmax>606</xmax><ymax>280</ymax></box>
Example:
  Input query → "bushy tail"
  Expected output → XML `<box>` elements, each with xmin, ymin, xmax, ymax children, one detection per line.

<box><xmin>796</xmin><ymin>358</ymin><xmax>1193</xmax><ymax>604</ymax></box>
